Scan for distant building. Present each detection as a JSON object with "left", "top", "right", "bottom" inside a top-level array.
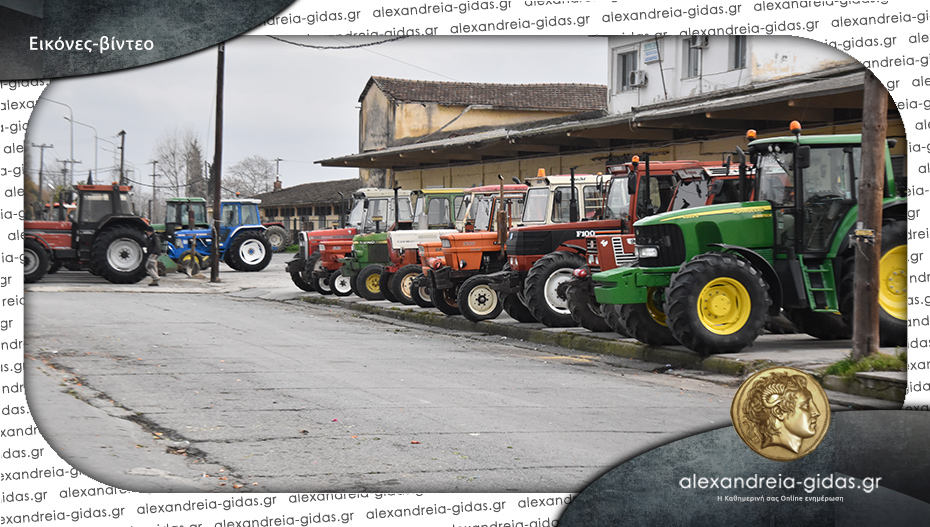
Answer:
[
  {"left": 251, "top": 177, "right": 362, "bottom": 232},
  {"left": 320, "top": 37, "right": 903, "bottom": 193},
  {"left": 353, "top": 76, "right": 608, "bottom": 187}
]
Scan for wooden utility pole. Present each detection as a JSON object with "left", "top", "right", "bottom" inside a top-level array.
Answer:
[
  {"left": 851, "top": 71, "right": 888, "bottom": 360},
  {"left": 210, "top": 43, "right": 225, "bottom": 283},
  {"left": 117, "top": 130, "right": 126, "bottom": 185}
]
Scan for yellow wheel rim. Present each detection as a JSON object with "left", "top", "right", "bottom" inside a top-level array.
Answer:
[
  {"left": 697, "top": 277, "right": 751, "bottom": 335},
  {"left": 645, "top": 287, "right": 668, "bottom": 327},
  {"left": 879, "top": 245, "right": 906, "bottom": 320},
  {"left": 365, "top": 273, "right": 381, "bottom": 293}
]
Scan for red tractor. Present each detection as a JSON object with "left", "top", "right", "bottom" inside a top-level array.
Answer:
[{"left": 24, "top": 183, "right": 152, "bottom": 284}]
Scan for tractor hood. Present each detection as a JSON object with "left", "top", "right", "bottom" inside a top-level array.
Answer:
[{"left": 633, "top": 201, "right": 773, "bottom": 228}]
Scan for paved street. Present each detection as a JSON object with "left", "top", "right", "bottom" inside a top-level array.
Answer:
[{"left": 25, "top": 254, "right": 737, "bottom": 493}]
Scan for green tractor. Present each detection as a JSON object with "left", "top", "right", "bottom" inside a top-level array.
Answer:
[{"left": 592, "top": 123, "right": 906, "bottom": 354}]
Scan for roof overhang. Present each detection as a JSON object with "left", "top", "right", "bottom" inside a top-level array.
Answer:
[{"left": 319, "top": 64, "right": 895, "bottom": 171}]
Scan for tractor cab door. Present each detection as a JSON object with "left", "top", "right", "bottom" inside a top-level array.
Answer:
[
  {"left": 219, "top": 203, "right": 240, "bottom": 243},
  {"left": 798, "top": 146, "right": 859, "bottom": 255}
]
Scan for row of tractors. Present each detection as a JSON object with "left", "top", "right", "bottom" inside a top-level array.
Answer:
[
  {"left": 24, "top": 187, "right": 281, "bottom": 284},
  {"left": 286, "top": 125, "right": 907, "bottom": 355}
]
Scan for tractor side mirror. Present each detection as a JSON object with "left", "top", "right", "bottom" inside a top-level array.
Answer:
[
  {"left": 627, "top": 173, "right": 637, "bottom": 195},
  {"left": 796, "top": 145, "right": 811, "bottom": 169}
]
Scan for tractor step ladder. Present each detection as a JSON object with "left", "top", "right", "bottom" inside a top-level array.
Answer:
[{"left": 798, "top": 255, "right": 838, "bottom": 312}]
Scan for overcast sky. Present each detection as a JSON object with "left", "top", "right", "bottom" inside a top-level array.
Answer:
[{"left": 25, "top": 35, "right": 607, "bottom": 193}]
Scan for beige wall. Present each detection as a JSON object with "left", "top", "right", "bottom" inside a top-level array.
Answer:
[{"left": 392, "top": 120, "right": 907, "bottom": 191}]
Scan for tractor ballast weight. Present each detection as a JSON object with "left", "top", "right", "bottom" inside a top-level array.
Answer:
[{"left": 593, "top": 124, "right": 907, "bottom": 354}]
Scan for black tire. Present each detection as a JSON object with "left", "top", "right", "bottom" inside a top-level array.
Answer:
[
  {"left": 289, "top": 255, "right": 314, "bottom": 292},
  {"left": 329, "top": 269, "right": 354, "bottom": 297},
  {"left": 356, "top": 264, "right": 386, "bottom": 301},
  {"left": 458, "top": 275, "right": 503, "bottom": 322},
  {"left": 524, "top": 251, "right": 586, "bottom": 327},
  {"left": 91, "top": 225, "right": 149, "bottom": 284},
  {"left": 228, "top": 231, "right": 272, "bottom": 272},
  {"left": 564, "top": 278, "right": 611, "bottom": 332},
  {"left": 48, "top": 262, "right": 61, "bottom": 275},
  {"left": 783, "top": 308, "right": 849, "bottom": 340},
  {"left": 616, "top": 296, "right": 679, "bottom": 346},
  {"left": 600, "top": 304, "right": 631, "bottom": 338},
  {"left": 264, "top": 225, "right": 290, "bottom": 253},
  {"left": 380, "top": 271, "right": 398, "bottom": 303},
  {"left": 430, "top": 284, "right": 460, "bottom": 316},
  {"left": 665, "top": 252, "right": 771, "bottom": 355},
  {"left": 224, "top": 247, "right": 239, "bottom": 269},
  {"left": 410, "top": 275, "right": 434, "bottom": 308},
  {"left": 24, "top": 239, "right": 50, "bottom": 284},
  {"left": 501, "top": 291, "right": 536, "bottom": 323},
  {"left": 308, "top": 253, "right": 332, "bottom": 295},
  {"left": 392, "top": 264, "right": 423, "bottom": 305},
  {"left": 839, "top": 218, "right": 907, "bottom": 347}
]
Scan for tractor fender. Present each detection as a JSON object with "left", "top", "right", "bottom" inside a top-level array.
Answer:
[
  {"left": 25, "top": 234, "right": 53, "bottom": 252},
  {"left": 558, "top": 243, "right": 586, "bottom": 255},
  {"left": 97, "top": 216, "right": 150, "bottom": 235},
  {"left": 709, "top": 243, "right": 783, "bottom": 316}
]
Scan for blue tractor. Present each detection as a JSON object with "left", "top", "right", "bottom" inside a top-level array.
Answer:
[{"left": 165, "top": 199, "right": 272, "bottom": 272}]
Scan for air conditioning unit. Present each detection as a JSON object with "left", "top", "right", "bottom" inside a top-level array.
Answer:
[
  {"left": 628, "top": 70, "right": 647, "bottom": 87},
  {"left": 689, "top": 35, "right": 709, "bottom": 49}
]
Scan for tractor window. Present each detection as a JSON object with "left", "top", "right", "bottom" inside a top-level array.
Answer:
[
  {"left": 757, "top": 150, "right": 795, "bottom": 207},
  {"left": 671, "top": 179, "right": 709, "bottom": 210},
  {"left": 712, "top": 180, "right": 742, "bottom": 204},
  {"left": 472, "top": 196, "right": 494, "bottom": 231},
  {"left": 78, "top": 192, "right": 113, "bottom": 223},
  {"left": 347, "top": 200, "right": 365, "bottom": 228},
  {"left": 241, "top": 204, "right": 260, "bottom": 226},
  {"left": 603, "top": 178, "right": 631, "bottom": 220},
  {"left": 581, "top": 185, "right": 602, "bottom": 219},
  {"left": 453, "top": 196, "right": 465, "bottom": 219},
  {"left": 221, "top": 204, "right": 239, "bottom": 227},
  {"left": 804, "top": 146, "right": 860, "bottom": 201},
  {"left": 427, "top": 198, "right": 452, "bottom": 227},
  {"left": 457, "top": 195, "right": 474, "bottom": 223},
  {"left": 522, "top": 187, "right": 550, "bottom": 223},
  {"left": 551, "top": 187, "right": 573, "bottom": 222}
]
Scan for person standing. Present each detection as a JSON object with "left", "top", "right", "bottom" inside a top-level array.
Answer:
[{"left": 145, "top": 226, "right": 162, "bottom": 286}]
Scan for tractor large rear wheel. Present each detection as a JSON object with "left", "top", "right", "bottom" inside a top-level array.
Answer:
[
  {"left": 92, "top": 225, "right": 149, "bottom": 284},
  {"left": 783, "top": 308, "right": 850, "bottom": 340},
  {"left": 230, "top": 231, "right": 272, "bottom": 272},
  {"left": 357, "top": 264, "right": 385, "bottom": 301},
  {"left": 379, "top": 271, "right": 398, "bottom": 303},
  {"left": 264, "top": 225, "right": 290, "bottom": 253},
  {"left": 524, "top": 251, "right": 586, "bottom": 327},
  {"left": 24, "top": 239, "right": 50, "bottom": 284},
  {"left": 839, "top": 218, "right": 907, "bottom": 347},
  {"left": 665, "top": 252, "right": 770, "bottom": 355}
]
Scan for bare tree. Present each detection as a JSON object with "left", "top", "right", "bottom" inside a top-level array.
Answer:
[
  {"left": 153, "top": 127, "right": 203, "bottom": 198},
  {"left": 224, "top": 155, "right": 276, "bottom": 198}
]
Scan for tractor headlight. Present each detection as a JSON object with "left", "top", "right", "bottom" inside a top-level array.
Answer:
[{"left": 635, "top": 246, "right": 659, "bottom": 259}]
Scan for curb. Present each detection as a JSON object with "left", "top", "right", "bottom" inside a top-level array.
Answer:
[{"left": 295, "top": 295, "right": 903, "bottom": 404}]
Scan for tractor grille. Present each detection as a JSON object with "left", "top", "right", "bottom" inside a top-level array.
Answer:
[
  {"left": 635, "top": 224, "right": 685, "bottom": 267},
  {"left": 368, "top": 243, "right": 390, "bottom": 263},
  {"left": 611, "top": 237, "right": 637, "bottom": 267},
  {"left": 507, "top": 230, "right": 550, "bottom": 256}
]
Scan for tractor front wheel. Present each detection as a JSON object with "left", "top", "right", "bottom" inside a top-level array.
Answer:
[
  {"left": 357, "top": 264, "right": 385, "bottom": 301},
  {"left": 308, "top": 253, "right": 332, "bottom": 295},
  {"left": 329, "top": 269, "right": 353, "bottom": 297},
  {"left": 380, "top": 271, "right": 398, "bottom": 303},
  {"left": 410, "top": 275, "right": 434, "bottom": 308},
  {"left": 24, "top": 239, "right": 50, "bottom": 284},
  {"left": 458, "top": 275, "right": 503, "bottom": 322},
  {"left": 524, "top": 251, "right": 586, "bottom": 327},
  {"left": 289, "top": 254, "right": 315, "bottom": 292},
  {"left": 92, "top": 225, "right": 149, "bottom": 284},
  {"left": 392, "top": 264, "right": 423, "bottom": 305},
  {"left": 564, "top": 278, "right": 611, "bottom": 332},
  {"left": 431, "top": 285, "right": 460, "bottom": 316},
  {"left": 666, "top": 252, "right": 770, "bottom": 355}
]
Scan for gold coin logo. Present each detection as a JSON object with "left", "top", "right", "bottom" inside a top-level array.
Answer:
[{"left": 730, "top": 367, "right": 830, "bottom": 462}]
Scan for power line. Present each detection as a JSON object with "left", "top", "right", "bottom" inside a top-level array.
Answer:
[{"left": 265, "top": 35, "right": 408, "bottom": 49}]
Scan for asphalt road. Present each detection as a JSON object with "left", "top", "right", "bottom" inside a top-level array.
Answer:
[{"left": 25, "top": 254, "right": 737, "bottom": 493}]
